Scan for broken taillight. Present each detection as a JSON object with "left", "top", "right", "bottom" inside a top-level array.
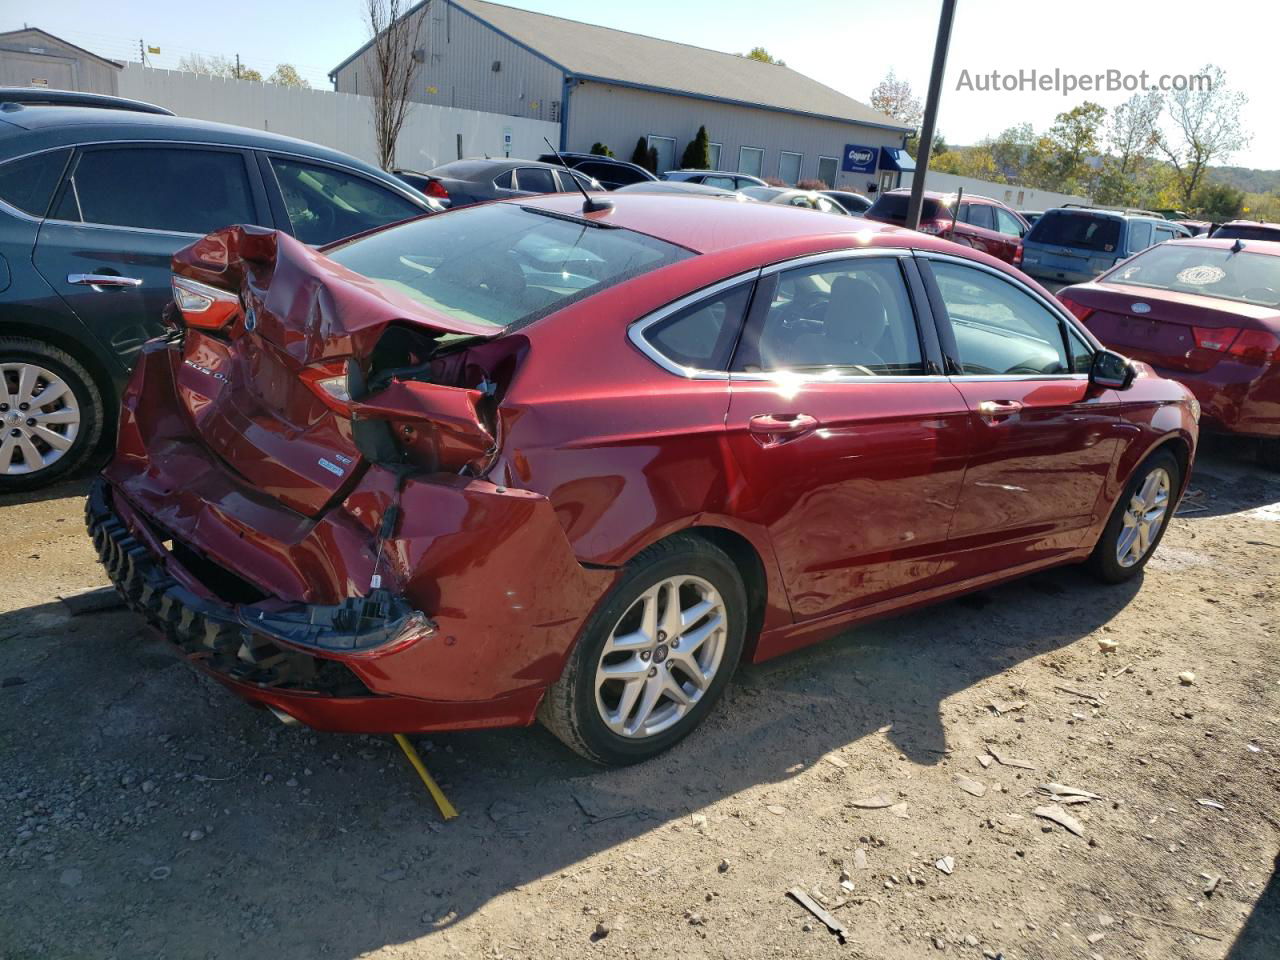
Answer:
[
  {"left": 299, "top": 361, "right": 354, "bottom": 415},
  {"left": 171, "top": 275, "right": 240, "bottom": 330}
]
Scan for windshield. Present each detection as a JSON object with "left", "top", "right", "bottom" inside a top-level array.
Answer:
[
  {"left": 1028, "top": 211, "right": 1121, "bottom": 252},
  {"left": 327, "top": 203, "right": 692, "bottom": 330},
  {"left": 1101, "top": 243, "right": 1280, "bottom": 307}
]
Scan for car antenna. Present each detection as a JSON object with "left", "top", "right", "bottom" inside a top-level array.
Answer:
[{"left": 543, "top": 136, "right": 613, "bottom": 213}]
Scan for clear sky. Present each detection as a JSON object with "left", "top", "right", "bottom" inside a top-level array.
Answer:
[{"left": 5, "top": 0, "right": 1275, "bottom": 169}]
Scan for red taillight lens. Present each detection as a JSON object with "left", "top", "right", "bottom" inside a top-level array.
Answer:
[
  {"left": 424, "top": 179, "right": 449, "bottom": 200},
  {"left": 1227, "top": 329, "right": 1280, "bottom": 365},
  {"left": 299, "top": 361, "right": 354, "bottom": 415},
  {"left": 171, "top": 275, "right": 240, "bottom": 330},
  {"left": 1012, "top": 243, "right": 1024, "bottom": 267},
  {"left": 1193, "top": 325, "right": 1242, "bottom": 352},
  {"left": 1058, "top": 296, "right": 1094, "bottom": 324},
  {"left": 917, "top": 219, "right": 949, "bottom": 236}
]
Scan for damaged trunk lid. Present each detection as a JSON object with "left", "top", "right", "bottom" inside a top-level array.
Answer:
[{"left": 168, "top": 226, "right": 501, "bottom": 517}]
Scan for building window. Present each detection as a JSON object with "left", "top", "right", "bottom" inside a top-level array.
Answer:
[
  {"left": 816, "top": 156, "right": 838, "bottom": 188},
  {"left": 778, "top": 151, "right": 802, "bottom": 186},
  {"left": 648, "top": 136, "right": 676, "bottom": 174},
  {"left": 708, "top": 142, "right": 722, "bottom": 170},
  {"left": 738, "top": 146, "right": 764, "bottom": 178}
]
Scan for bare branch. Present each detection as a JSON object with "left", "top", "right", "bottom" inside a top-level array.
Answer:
[{"left": 364, "top": 0, "right": 430, "bottom": 170}]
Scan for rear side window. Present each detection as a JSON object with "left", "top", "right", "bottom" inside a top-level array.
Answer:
[
  {"left": 53, "top": 147, "right": 256, "bottom": 234},
  {"left": 493, "top": 170, "right": 514, "bottom": 189},
  {"left": 270, "top": 157, "right": 424, "bottom": 245},
  {"left": 1028, "top": 211, "right": 1121, "bottom": 252},
  {"left": 929, "top": 261, "right": 1069, "bottom": 376},
  {"left": 641, "top": 284, "right": 753, "bottom": 371},
  {"left": 994, "top": 207, "right": 1025, "bottom": 237},
  {"left": 962, "top": 203, "right": 996, "bottom": 230},
  {"left": 734, "top": 257, "right": 925, "bottom": 375},
  {"left": 515, "top": 167, "right": 557, "bottom": 194},
  {"left": 1127, "top": 221, "right": 1153, "bottom": 251},
  {"left": 0, "top": 148, "right": 71, "bottom": 217}
]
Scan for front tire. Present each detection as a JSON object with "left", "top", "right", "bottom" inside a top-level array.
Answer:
[
  {"left": 1088, "top": 448, "right": 1181, "bottom": 583},
  {"left": 0, "top": 338, "right": 104, "bottom": 493},
  {"left": 539, "top": 534, "right": 747, "bottom": 765}
]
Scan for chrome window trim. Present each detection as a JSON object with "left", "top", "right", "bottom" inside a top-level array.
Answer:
[
  {"left": 760, "top": 246, "right": 911, "bottom": 276},
  {"left": 914, "top": 248, "right": 1105, "bottom": 365},
  {"left": 627, "top": 270, "right": 761, "bottom": 381}
]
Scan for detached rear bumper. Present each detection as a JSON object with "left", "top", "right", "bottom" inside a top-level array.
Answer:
[{"left": 87, "top": 477, "right": 550, "bottom": 732}]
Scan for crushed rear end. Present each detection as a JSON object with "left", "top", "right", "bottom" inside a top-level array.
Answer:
[{"left": 89, "top": 225, "right": 613, "bottom": 732}]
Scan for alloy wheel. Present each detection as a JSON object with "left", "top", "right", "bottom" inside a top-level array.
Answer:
[
  {"left": 1116, "top": 466, "right": 1171, "bottom": 568},
  {"left": 0, "top": 362, "right": 81, "bottom": 476},
  {"left": 594, "top": 574, "right": 728, "bottom": 739}
]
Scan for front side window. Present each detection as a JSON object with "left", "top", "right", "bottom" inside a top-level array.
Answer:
[
  {"left": 55, "top": 147, "right": 256, "bottom": 234},
  {"left": 1102, "top": 244, "right": 1280, "bottom": 308},
  {"left": 739, "top": 147, "right": 764, "bottom": 178},
  {"left": 929, "top": 260, "right": 1070, "bottom": 376},
  {"left": 641, "top": 284, "right": 753, "bottom": 371},
  {"left": 326, "top": 203, "right": 692, "bottom": 332},
  {"left": 0, "top": 148, "right": 72, "bottom": 217},
  {"left": 733, "top": 257, "right": 925, "bottom": 376},
  {"left": 270, "top": 157, "right": 424, "bottom": 245}
]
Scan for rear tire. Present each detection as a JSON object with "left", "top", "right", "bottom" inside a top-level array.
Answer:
[
  {"left": 0, "top": 338, "right": 104, "bottom": 493},
  {"left": 1088, "top": 449, "right": 1181, "bottom": 584},
  {"left": 539, "top": 534, "right": 747, "bottom": 765}
]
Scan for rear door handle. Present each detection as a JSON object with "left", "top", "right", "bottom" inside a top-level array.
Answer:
[
  {"left": 977, "top": 399, "right": 1023, "bottom": 420},
  {"left": 748, "top": 413, "right": 819, "bottom": 446},
  {"left": 68, "top": 273, "right": 143, "bottom": 290}
]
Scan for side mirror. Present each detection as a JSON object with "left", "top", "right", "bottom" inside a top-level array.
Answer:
[{"left": 1090, "top": 349, "right": 1135, "bottom": 390}]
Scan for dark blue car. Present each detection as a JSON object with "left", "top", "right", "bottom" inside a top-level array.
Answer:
[{"left": 0, "top": 89, "right": 442, "bottom": 491}]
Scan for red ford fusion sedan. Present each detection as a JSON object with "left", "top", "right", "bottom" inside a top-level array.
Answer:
[
  {"left": 1058, "top": 238, "right": 1280, "bottom": 468},
  {"left": 88, "top": 193, "right": 1198, "bottom": 765}
]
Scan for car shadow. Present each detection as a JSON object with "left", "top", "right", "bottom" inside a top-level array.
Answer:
[
  {"left": 1, "top": 560, "right": 1143, "bottom": 958},
  {"left": 1180, "top": 440, "right": 1280, "bottom": 520},
  {"left": 1224, "top": 854, "right": 1280, "bottom": 959},
  {"left": 0, "top": 474, "right": 92, "bottom": 509}
]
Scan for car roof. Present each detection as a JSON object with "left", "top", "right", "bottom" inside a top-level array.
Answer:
[
  {"left": 541, "top": 152, "right": 653, "bottom": 173},
  {"left": 427, "top": 157, "right": 567, "bottom": 177},
  {"left": 0, "top": 105, "right": 400, "bottom": 184},
  {"left": 520, "top": 192, "right": 913, "bottom": 255},
  {"left": 1163, "top": 236, "right": 1280, "bottom": 256},
  {"left": 1039, "top": 206, "right": 1172, "bottom": 222},
  {"left": 1218, "top": 219, "right": 1279, "bottom": 229}
]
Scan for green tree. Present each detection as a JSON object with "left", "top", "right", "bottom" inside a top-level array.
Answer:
[
  {"left": 1158, "top": 64, "right": 1251, "bottom": 204},
  {"left": 630, "top": 137, "right": 650, "bottom": 169},
  {"left": 1039, "top": 101, "right": 1107, "bottom": 193},
  {"left": 680, "top": 125, "right": 711, "bottom": 169},
  {"left": 870, "top": 69, "right": 922, "bottom": 128},
  {"left": 647, "top": 145, "right": 659, "bottom": 174},
  {"left": 589, "top": 142, "right": 614, "bottom": 157},
  {"left": 267, "top": 63, "right": 309, "bottom": 88},
  {"left": 1190, "top": 181, "right": 1244, "bottom": 220},
  {"left": 931, "top": 145, "right": 1003, "bottom": 182},
  {"left": 742, "top": 46, "right": 785, "bottom": 66}
]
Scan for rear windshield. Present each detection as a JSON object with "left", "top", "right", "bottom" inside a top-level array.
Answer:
[
  {"left": 866, "top": 193, "right": 943, "bottom": 222},
  {"left": 1101, "top": 243, "right": 1280, "bottom": 307},
  {"left": 327, "top": 203, "right": 692, "bottom": 331},
  {"left": 1212, "top": 224, "right": 1280, "bottom": 242},
  {"left": 1028, "top": 211, "right": 1121, "bottom": 252}
]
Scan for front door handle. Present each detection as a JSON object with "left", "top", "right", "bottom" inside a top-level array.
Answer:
[
  {"left": 977, "top": 399, "right": 1023, "bottom": 421},
  {"left": 68, "top": 273, "right": 143, "bottom": 290},
  {"left": 748, "top": 413, "right": 819, "bottom": 446}
]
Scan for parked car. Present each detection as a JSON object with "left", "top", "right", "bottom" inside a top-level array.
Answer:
[
  {"left": 740, "top": 186, "right": 849, "bottom": 214},
  {"left": 405, "top": 158, "right": 601, "bottom": 208},
  {"left": 1211, "top": 220, "right": 1280, "bottom": 242},
  {"left": 661, "top": 169, "right": 767, "bottom": 190},
  {"left": 1176, "top": 219, "right": 1216, "bottom": 237},
  {"left": 0, "top": 91, "right": 442, "bottom": 491},
  {"left": 615, "top": 181, "right": 750, "bottom": 200},
  {"left": 864, "top": 189, "right": 1029, "bottom": 265},
  {"left": 88, "top": 193, "right": 1197, "bottom": 765},
  {"left": 1021, "top": 211, "right": 1044, "bottom": 226},
  {"left": 1019, "top": 207, "right": 1191, "bottom": 287},
  {"left": 1058, "top": 237, "right": 1280, "bottom": 467},
  {"left": 537, "top": 151, "right": 658, "bottom": 190},
  {"left": 821, "top": 189, "right": 872, "bottom": 215}
]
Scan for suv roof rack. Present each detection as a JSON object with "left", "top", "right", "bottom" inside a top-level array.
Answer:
[
  {"left": 0, "top": 88, "right": 173, "bottom": 116},
  {"left": 1059, "top": 202, "right": 1164, "bottom": 218}
]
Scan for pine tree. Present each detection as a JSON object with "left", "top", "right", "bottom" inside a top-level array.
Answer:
[
  {"left": 680, "top": 126, "right": 711, "bottom": 169},
  {"left": 630, "top": 137, "right": 650, "bottom": 168}
]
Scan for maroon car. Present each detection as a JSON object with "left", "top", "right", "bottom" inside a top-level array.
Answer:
[
  {"left": 88, "top": 194, "right": 1197, "bottom": 765},
  {"left": 864, "top": 189, "right": 1030, "bottom": 265},
  {"left": 1058, "top": 238, "right": 1280, "bottom": 467}
]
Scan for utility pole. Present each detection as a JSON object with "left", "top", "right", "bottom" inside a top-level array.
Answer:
[
  {"left": 235, "top": 54, "right": 241, "bottom": 80},
  {"left": 138, "top": 38, "right": 145, "bottom": 66},
  {"left": 905, "top": 0, "right": 957, "bottom": 231}
]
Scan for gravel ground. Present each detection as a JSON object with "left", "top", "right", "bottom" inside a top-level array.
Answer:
[{"left": 1, "top": 443, "right": 1278, "bottom": 960}]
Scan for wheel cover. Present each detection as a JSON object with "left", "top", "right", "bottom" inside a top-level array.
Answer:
[
  {"left": 593, "top": 574, "right": 728, "bottom": 739},
  {"left": 0, "top": 362, "right": 80, "bottom": 476},
  {"left": 1116, "top": 466, "right": 1171, "bottom": 568}
]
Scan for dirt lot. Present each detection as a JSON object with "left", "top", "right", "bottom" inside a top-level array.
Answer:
[{"left": 2, "top": 443, "right": 1278, "bottom": 960}]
